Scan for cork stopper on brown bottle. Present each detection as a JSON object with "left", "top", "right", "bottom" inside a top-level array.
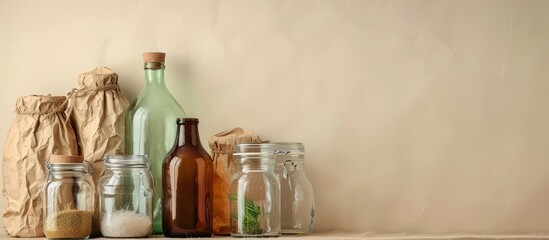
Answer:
[
  {"left": 50, "top": 155, "right": 84, "bottom": 164},
  {"left": 143, "top": 52, "right": 166, "bottom": 63}
]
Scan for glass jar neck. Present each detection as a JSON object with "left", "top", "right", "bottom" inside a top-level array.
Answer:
[
  {"left": 175, "top": 122, "right": 202, "bottom": 147},
  {"left": 239, "top": 163, "right": 275, "bottom": 172},
  {"left": 236, "top": 156, "right": 276, "bottom": 172},
  {"left": 144, "top": 62, "right": 166, "bottom": 86},
  {"left": 106, "top": 166, "right": 149, "bottom": 171},
  {"left": 49, "top": 170, "right": 88, "bottom": 178}
]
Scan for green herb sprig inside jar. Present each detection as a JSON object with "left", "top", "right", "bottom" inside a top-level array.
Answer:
[{"left": 230, "top": 144, "right": 281, "bottom": 237}]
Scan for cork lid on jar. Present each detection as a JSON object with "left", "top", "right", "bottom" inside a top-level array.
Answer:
[
  {"left": 49, "top": 155, "right": 84, "bottom": 164},
  {"left": 143, "top": 52, "right": 166, "bottom": 63}
]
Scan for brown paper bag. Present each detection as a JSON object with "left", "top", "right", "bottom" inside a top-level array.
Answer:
[
  {"left": 67, "top": 66, "right": 129, "bottom": 235},
  {"left": 209, "top": 128, "right": 262, "bottom": 235},
  {"left": 2, "top": 95, "right": 78, "bottom": 237}
]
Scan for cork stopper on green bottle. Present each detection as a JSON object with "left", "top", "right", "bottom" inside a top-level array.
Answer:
[{"left": 143, "top": 52, "right": 166, "bottom": 63}]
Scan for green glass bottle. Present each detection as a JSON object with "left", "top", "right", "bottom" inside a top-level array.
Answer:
[{"left": 125, "top": 52, "right": 186, "bottom": 234}]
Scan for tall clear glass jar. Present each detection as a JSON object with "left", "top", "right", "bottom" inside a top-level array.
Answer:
[
  {"left": 99, "top": 155, "right": 154, "bottom": 238},
  {"left": 43, "top": 155, "right": 94, "bottom": 239},
  {"left": 274, "top": 143, "right": 315, "bottom": 235},
  {"left": 230, "top": 144, "right": 281, "bottom": 237},
  {"left": 125, "top": 52, "right": 187, "bottom": 233}
]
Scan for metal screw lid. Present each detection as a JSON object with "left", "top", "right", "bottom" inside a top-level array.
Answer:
[{"left": 104, "top": 155, "right": 151, "bottom": 170}]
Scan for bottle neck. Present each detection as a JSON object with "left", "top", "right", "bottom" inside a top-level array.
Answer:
[
  {"left": 144, "top": 62, "right": 167, "bottom": 87},
  {"left": 175, "top": 122, "right": 202, "bottom": 147}
]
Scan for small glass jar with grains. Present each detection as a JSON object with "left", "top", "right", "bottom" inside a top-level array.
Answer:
[
  {"left": 99, "top": 155, "right": 154, "bottom": 238},
  {"left": 43, "top": 155, "right": 94, "bottom": 239}
]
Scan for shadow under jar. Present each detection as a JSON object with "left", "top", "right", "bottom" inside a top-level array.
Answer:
[
  {"left": 162, "top": 118, "right": 213, "bottom": 237},
  {"left": 230, "top": 144, "right": 281, "bottom": 238},
  {"left": 99, "top": 155, "right": 154, "bottom": 238},
  {"left": 43, "top": 155, "right": 94, "bottom": 240}
]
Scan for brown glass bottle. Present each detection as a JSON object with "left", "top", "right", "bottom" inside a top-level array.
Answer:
[{"left": 162, "top": 118, "right": 213, "bottom": 237}]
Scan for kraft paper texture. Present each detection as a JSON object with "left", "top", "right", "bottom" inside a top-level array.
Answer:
[
  {"left": 2, "top": 95, "right": 78, "bottom": 237},
  {"left": 67, "top": 66, "right": 129, "bottom": 235},
  {"left": 209, "top": 128, "right": 262, "bottom": 235}
]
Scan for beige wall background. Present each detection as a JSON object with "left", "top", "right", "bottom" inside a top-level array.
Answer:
[{"left": 1, "top": 0, "right": 549, "bottom": 235}]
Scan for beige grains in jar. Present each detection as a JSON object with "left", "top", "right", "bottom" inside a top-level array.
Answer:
[{"left": 44, "top": 209, "right": 93, "bottom": 239}]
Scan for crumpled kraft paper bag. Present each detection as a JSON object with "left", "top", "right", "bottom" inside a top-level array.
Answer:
[
  {"left": 2, "top": 95, "right": 78, "bottom": 237},
  {"left": 209, "top": 128, "right": 262, "bottom": 235},
  {"left": 67, "top": 66, "right": 129, "bottom": 235}
]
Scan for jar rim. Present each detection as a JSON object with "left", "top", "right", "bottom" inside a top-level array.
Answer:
[
  {"left": 48, "top": 163, "right": 88, "bottom": 173},
  {"left": 234, "top": 143, "right": 275, "bottom": 156},
  {"left": 104, "top": 155, "right": 150, "bottom": 168}
]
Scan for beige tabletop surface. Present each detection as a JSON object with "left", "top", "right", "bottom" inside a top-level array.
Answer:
[{"left": 2, "top": 232, "right": 549, "bottom": 240}]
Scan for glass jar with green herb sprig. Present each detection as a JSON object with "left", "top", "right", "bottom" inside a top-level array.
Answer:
[{"left": 230, "top": 144, "right": 281, "bottom": 237}]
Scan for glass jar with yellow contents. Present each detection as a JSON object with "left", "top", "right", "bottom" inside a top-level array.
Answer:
[{"left": 43, "top": 155, "right": 94, "bottom": 239}]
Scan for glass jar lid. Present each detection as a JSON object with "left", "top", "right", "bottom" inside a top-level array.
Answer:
[
  {"left": 104, "top": 155, "right": 151, "bottom": 169},
  {"left": 234, "top": 144, "right": 276, "bottom": 156},
  {"left": 47, "top": 155, "right": 91, "bottom": 173},
  {"left": 234, "top": 144, "right": 276, "bottom": 167}
]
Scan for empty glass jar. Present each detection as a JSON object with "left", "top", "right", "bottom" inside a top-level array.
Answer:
[
  {"left": 274, "top": 143, "right": 315, "bottom": 235},
  {"left": 99, "top": 155, "right": 154, "bottom": 238},
  {"left": 230, "top": 144, "right": 281, "bottom": 237},
  {"left": 43, "top": 155, "right": 94, "bottom": 239}
]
